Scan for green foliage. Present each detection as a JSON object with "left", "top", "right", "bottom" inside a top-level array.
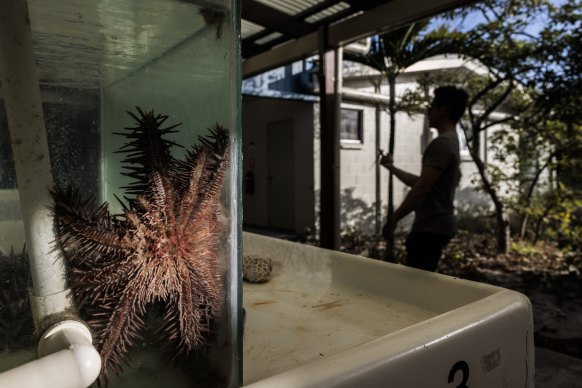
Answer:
[
  {"left": 339, "top": 226, "right": 407, "bottom": 262},
  {"left": 509, "top": 241, "right": 541, "bottom": 256},
  {"left": 456, "top": 206, "right": 497, "bottom": 235},
  {"left": 527, "top": 185, "right": 582, "bottom": 248},
  {"left": 340, "top": 226, "right": 375, "bottom": 255},
  {"left": 347, "top": 22, "right": 465, "bottom": 78},
  {"left": 343, "top": 0, "right": 581, "bottom": 251},
  {"left": 406, "top": 0, "right": 580, "bottom": 252},
  {"left": 535, "top": 0, "right": 581, "bottom": 123}
]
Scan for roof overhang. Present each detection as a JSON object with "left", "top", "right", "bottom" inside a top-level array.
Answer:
[{"left": 242, "top": 0, "right": 476, "bottom": 78}]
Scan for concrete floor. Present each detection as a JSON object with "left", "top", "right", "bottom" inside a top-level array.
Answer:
[{"left": 536, "top": 347, "right": 582, "bottom": 388}]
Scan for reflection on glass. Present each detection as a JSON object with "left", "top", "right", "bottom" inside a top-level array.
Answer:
[{"left": 0, "top": 1, "right": 240, "bottom": 387}]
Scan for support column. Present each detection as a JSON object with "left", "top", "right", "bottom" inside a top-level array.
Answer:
[
  {"left": 318, "top": 27, "right": 341, "bottom": 250},
  {"left": 374, "top": 82, "right": 382, "bottom": 236}
]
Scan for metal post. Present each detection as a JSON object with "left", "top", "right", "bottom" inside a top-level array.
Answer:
[
  {"left": 318, "top": 27, "right": 341, "bottom": 250},
  {"left": 374, "top": 81, "right": 382, "bottom": 236}
]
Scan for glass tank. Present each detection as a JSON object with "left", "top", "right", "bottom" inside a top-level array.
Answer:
[{"left": 0, "top": 0, "right": 241, "bottom": 387}]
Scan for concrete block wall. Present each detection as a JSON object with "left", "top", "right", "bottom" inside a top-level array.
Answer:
[
  {"left": 339, "top": 103, "right": 382, "bottom": 234},
  {"left": 243, "top": 90, "right": 514, "bottom": 237},
  {"left": 314, "top": 99, "right": 426, "bottom": 234}
]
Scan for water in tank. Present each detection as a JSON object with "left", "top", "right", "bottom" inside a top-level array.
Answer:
[{"left": 0, "top": 0, "right": 241, "bottom": 386}]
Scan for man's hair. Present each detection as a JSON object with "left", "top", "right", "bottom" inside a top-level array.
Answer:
[{"left": 433, "top": 86, "right": 469, "bottom": 123}]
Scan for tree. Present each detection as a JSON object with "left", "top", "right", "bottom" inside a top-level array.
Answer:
[
  {"left": 346, "top": 22, "right": 463, "bottom": 259},
  {"left": 511, "top": 0, "right": 582, "bottom": 246},
  {"left": 410, "top": 0, "right": 555, "bottom": 253},
  {"left": 347, "top": 0, "right": 579, "bottom": 254}
]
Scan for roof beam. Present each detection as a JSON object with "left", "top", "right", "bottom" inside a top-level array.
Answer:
[
  {"left": 241, "top": 0, "right": 395, "bottom": 59},
  {"left": 242, "top": 0, "right": 312, "bottom": 38},
  {"left": 243, "top": 0, "right": 475, "bottom": 78},
  {"left": 342, "top": 0, "right": 394, "bottom": 11},
  {"left": 294, "top": 0, "right": 339, "bottom": 19},
  {"left": 243, "top": 35, "right": 294, "bottom": 59}
]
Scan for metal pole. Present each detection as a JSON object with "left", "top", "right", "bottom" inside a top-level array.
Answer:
[
  {"left": 318, "top": 26, "right": 341, "bottom": 250},
  {"left": 374, "top": 82, "right": 382, "bottom": 236}
]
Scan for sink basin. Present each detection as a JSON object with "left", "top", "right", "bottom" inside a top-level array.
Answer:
[{"left": 242, "top": 232, "right": 534, "bottom": 388}]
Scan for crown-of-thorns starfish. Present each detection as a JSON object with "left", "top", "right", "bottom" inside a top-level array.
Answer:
[{"left": 52, "top": 107, "right": 230, "bottom": 385}]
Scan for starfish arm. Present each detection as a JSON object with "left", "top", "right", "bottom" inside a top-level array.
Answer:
[
  {"left": 91, "top": 279, "right": 147, "bottom": 383},
  {"left": 51, "top": 186, "right": 130, "bottom": 255},
  {"left": 157, "top": 235, "right": 223, "bottom": 358},
  {"left": 117, "top": 107, "right": 181, "bottom": 195},
  {"left": 65, "top": 253, "right": 139, "bottom": 306},
  {"left": 147, "top": 172, "right": 179, "bottom": 234},
  {"left": 196, "top": 127, "right": 230, "bottom": 210},
  {"left": 158, "top": 273, "right": 207, "bottom": 359},
  {"left": 175, "top": 150, "right": 208, "bottom": 232},
  {"left": 183, "top": 219, "right": 223, "bottom": 312},
  {"left": 184, "top": 258, "right": 222, "bottom": 322},
  {"left": 182, "top": 129, "right": 230, "bottom": 232}
]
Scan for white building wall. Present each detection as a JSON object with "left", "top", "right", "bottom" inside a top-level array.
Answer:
[
  {"left": 314, "top": 100, "right": 512, "bottom": 236},
  {"left": 339, "top": 103, "right": 383, "bottom": 234},
  {"left": 313, "top": 99, "right": 426, "bottom": 234},
  {"left": 244, "top": 57, "right": 517, "bottom": 237},
  {"left": 390, "top": 111, "right": 426, "bottom": 230}
]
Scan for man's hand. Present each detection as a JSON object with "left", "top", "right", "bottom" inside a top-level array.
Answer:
[
  {"left": 379, "top": 151, "right": 394, "bottom": 170},
  {"left": 382, "top": 218, "right": 397, "bottom": 241}
]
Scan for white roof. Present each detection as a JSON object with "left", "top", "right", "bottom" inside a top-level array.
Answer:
[{"left": 403, "top": 54, "right": 489, "bottom": 76}]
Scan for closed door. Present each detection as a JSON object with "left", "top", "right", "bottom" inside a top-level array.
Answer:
[{"left": 267, "top": 120, "right": 295, "bottom": 230}]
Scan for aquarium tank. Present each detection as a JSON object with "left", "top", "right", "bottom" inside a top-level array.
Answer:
[{"left": 0, "top": 0, "right": 242, "bottom": 387}]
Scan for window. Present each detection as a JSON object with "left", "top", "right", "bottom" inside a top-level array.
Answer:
[
  {"left": 457, "top": 125, "right": 471, "bottom": 157},
  {"left": 340, "top": 108, "right": 363, "bottom": 143},
  {"left": 427, "top": 125, "right": 471, "bottom": 157},
  {"left": 291, "top": 60, "right": 303, "bottom": 75}
]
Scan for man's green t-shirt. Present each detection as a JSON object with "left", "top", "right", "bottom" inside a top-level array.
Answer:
[{"left": 411, "top": 130, "right": 460, "bottom": 237}]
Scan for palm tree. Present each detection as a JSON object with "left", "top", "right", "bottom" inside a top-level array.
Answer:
[{"left": 346, "top": 22, "right": 462, "bottom": 259}]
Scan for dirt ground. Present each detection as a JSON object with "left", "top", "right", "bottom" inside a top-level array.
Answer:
[
  {"left": 438, "top": 235, "right": 582, "bottom": 360},
  {"left": 338, "top": 230, "right": 582, "bottom": 361}
]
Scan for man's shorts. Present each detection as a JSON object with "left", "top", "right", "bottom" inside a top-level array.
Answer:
[{"left": 405, "top": 231, "right": 451, "bottom": 272}]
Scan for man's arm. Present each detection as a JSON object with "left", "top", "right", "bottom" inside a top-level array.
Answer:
[
  {"left": 383, "top": 165, "right": 443, "bottom": 239},
  {"left": 387, "top": 165, "right": 420, "bottom": 187},
  {"left": 380, "top": 153, "right": 419, "bottom": 187},
  {"left": 393, "top": 165, "right": 442, "bottom": 221}
]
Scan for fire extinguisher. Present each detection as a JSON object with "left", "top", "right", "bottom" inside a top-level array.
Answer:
[{"left": 244, "top": 170, "right": 255, "bottom": 195}]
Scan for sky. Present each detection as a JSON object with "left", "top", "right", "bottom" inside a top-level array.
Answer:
[{"left": 428, "top": 0, "right": 571, "bottom": 38}]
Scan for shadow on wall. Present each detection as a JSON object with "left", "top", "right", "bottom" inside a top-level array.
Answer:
[
  {"left": 313, "top": 186, "right": 495, "bottom": 239},
  {"left": 313, "top": 188, "right": 379, "bottom": 238},
  {"left": 340, "top": 187, "right": 378, "bottom": 235},
  {"left": 340, "top": 186, "right": 495, "bottom": 236}
]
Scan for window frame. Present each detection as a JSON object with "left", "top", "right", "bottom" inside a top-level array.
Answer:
[{"left": 340, "top": 106, "right": 364, "bottom": 145}]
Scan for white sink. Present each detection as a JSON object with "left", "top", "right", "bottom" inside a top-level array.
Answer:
[{"left": 242, "top": 232, "right": 534, "bottom": 388}]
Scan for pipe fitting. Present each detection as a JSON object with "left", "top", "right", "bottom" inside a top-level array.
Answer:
[{"left": 0, "top": 320, "right": 101, "bottom": 388}]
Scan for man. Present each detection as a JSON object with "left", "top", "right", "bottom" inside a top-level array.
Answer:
[{"left": 381, "top": 86, "right": 468, "bottom": 272}]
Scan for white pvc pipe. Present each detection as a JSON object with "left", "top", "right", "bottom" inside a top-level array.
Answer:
[
  {"left": 0, "top": 321, "right": 101, "bottom": 388},
  {"left": 344, "top": 37, "right": 371, "bottom": 55},
  {"left": 0, "top": 0, "right": 72, "bottom": 325}
]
